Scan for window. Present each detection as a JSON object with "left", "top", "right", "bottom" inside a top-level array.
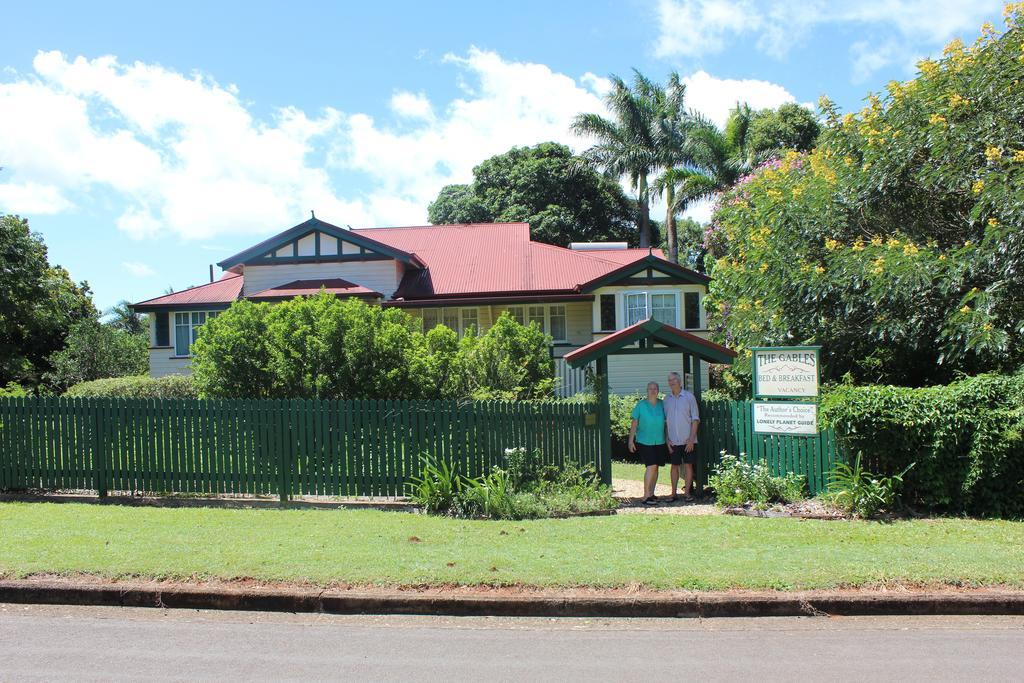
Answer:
[
  {"left": 684, "top": 292, "right": 701, "bottom": 329},
  {"left": 425, "top": 307, "right": 479, "bottom": 337},
  {"left": 548, "top": 305, "right": 567, "bottom": 341},
  {"left": 625, "top": 293, "right": 648, "bottom": 326},
  {"left": 507, "top": 306, "right": 526, "bottom": 326},
  {"left": 443, "top": 308, "right": 459, "bottom": 331},
  {"left": 422, "top": 308, "right": 439, "bottom": 331},
  {"left": 599, "top": 294, "right": 616, "bottom": 331},
  {"left": 461, "top": 308, "right": 478, "bottom": 335},
  {"left": 173, "top": 311, "right": 219, "bottom": 356},
  {"left": 528, "top": 306, "right": 546, "bottom": 332},
  {"left": 651, "top": 293, "right": 677, "bottom": 326}
]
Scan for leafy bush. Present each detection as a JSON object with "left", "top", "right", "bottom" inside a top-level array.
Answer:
[
  {"left": 820, "top": 371, "right": 1024, "bottom": 517},
  {"left": 825, "top": 452, "right": 912, "bottom": 518},
  {"left": 705, "top": 12, "right": 1024, "bottom": 387},
  {"left": 44, "top": 318, "right": 148, "bottom": 392},
  {"left": 0, "top": 382, "right": 29, "bottom": 398},
  {"left": 707, "top": 453, "right": 806, "bottom": 508},
  {"left": 407, "top": 447, "right": 617, "bottom": 520},
  {"left": 63, "top": 374, "right": 198, "bottom": 399},
  {"left": 192, "top": 295, "right": 554, "bottom": 400},
  {"left": 406, "top": 456, "right": 464, "bottom": 515}
]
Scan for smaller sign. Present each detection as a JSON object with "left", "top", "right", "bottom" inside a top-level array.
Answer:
[
  {"left": 753, "top": 346, "right": 820, "bottom": 398},
  {"left": 753, "top": 402, "right": 818, "bottom": 436}
]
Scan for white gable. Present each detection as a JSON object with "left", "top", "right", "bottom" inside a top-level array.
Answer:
[
  {"left": 320, "top": 233, "right": 338, "bottom": 255},
  {"left": 297, "top": 233, "right": 316, "bottom": 256}
]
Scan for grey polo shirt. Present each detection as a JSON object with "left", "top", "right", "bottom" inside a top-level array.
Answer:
[{"left": 664, "top": 389, "right": 700, "bottom": 446}]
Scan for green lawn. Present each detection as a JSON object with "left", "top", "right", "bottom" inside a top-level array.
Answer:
[
  {"left": 2, "top": 502, "right": 1023, "bottom": 590},
  {"left": 612, "top": 460, "right": 646, "bottom": 481}
]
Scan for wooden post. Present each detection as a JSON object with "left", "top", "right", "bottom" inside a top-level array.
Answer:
[
  {"left": 693, "top": 357, "right": 703, "bottom": 401},
  {"left": 596, "top": 356, "right": 612, "bottom": 486}
]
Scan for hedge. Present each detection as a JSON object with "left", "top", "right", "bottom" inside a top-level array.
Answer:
[
  {"left": 63, "top": 374, "right": 198, "bottom": 399},
  {"left": 820, "top": 372, "right": 1024, "bottom": 518}
]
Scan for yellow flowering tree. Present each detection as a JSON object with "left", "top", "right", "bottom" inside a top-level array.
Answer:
[{"left": 705, "top": 5, "right": 1024, "bottom": 388}]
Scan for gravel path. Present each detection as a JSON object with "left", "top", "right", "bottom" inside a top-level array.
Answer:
[{"left": 611, "top": 478, "right": 719, "bottom": 516}]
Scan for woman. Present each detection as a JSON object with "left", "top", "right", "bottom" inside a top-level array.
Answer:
[{"left": 628, "top": 381, "right": 667, "bottom": 506}]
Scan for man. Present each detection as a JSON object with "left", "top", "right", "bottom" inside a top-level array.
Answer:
[
  {"left": 664, "top": 371, "right": 700, "bottom": 502},
  {"left": 627, "top": 381, "right": 666, "bottom": 506}
]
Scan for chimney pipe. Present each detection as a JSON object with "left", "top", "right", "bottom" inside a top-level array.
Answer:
[{"left": 209, "top": 264, "right": 214, "bottom": 283}]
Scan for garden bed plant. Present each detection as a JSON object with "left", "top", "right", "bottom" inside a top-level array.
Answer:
[
  {"left": 707, "top": 451, "right": 912, "bottom": 520},
  {"left": 407, "top": 447, "right": 618, "bottom": 520}
]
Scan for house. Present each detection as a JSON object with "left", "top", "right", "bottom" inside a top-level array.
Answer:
[{"left": 132, "top": 217, "right": 714, "bottom": 395}]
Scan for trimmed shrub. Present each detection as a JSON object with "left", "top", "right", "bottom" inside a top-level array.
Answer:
[
  {"left": 707, "top": 453, "right": 806, "bottom": 508},
  {"left": 820, "top": 372, "right": 1024, "bottom": 518},
  {"left": 191, "top": 295, "right": 555, "bottom": 400},
  {"left": 63, "top": 374, "right": 198, "bottom": 399}
]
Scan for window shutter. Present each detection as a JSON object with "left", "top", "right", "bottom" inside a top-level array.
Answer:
[{"left": 155, "top": 311, "right": 170, "bottom": 347}]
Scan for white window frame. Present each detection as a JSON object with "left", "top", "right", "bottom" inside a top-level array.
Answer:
[
  {"left": 424, "top": 307, "right": 479, "bottom": 337},
  {"left": 173, "top": 310, "right": 220, "bottom": 357},
  {"left": 548, "top": 304, "right": 567, "bottom": 342},
  {"left": 622, "top": 290, "right": 681, "bottom": 328},
  {"left": 650, "top": 292, "right": 679, "bottom": 327},
  {"left": 505, "top": 305, "right": 567, "bottom": 342},
  {"left": 624, "top": 292, "right": 649, "bottom": 327}
]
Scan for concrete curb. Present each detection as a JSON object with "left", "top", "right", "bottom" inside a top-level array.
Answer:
[{"left": 2, "top": 581, "right": 1023, "bottom": 618}]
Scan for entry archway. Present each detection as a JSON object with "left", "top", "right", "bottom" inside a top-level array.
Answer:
[{"left": 564, "top": 318, "right": 737, "bottom": 484}]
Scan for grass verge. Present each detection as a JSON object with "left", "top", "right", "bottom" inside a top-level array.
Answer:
[
  {"left": 2, "top": 502, "right": 1023, "bottom": 590},
  {"left": 612, "top": 460, "right": 647, "bottom": 482}
]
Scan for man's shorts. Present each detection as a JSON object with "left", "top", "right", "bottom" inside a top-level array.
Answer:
[
  {"left": 669, "top": 444, "right": 698, "bottom": 466},
  {"left": 637, "top": 443, "right": 667, "bottom": 467}
]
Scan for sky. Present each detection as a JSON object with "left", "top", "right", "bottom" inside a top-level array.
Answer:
[{"left": 0, "top": 0, "right": 1008, "bottom": 311}]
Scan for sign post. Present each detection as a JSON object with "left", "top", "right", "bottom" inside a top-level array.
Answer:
[{"left": 750, "top": 346, "right": 821, "bottom": 436}]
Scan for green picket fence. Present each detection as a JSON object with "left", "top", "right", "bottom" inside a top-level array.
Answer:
[
  {"left": 0, "top": 397, "right": 603, "bottom": 499},
  {"left": 694, "top": 401, "right": 841, "bottom": 495}
]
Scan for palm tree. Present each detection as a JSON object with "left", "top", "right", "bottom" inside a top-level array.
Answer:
[
  {"left": 572, "top": 71, "right": 663, "bottom": 248},
  {"left": 653, "top": 104, "right": 764, "bottom": 262},
  {"left": 106, "top": 299, "right": 147, "bottom": 335}
]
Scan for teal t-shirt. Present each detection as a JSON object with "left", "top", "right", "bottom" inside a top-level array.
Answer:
[{"left": 631, "top": 399, "right": 666, "bottom": 446}]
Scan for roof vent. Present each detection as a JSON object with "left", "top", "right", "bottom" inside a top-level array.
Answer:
[{"left": 569, "top": 242, "right": 629, "bottom": 251}]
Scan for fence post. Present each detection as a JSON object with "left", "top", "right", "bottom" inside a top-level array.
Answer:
[
  {"left": 92, "top": 399, "right": 107, "bottom": 499},
  {"left": 596, "top": 357, "right": 612, "bottom": 486},
  {"left": 277, "top": 399, "right": 289, "bottom": 504}
]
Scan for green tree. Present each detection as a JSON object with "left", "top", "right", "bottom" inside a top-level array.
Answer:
[
  {"left": 427, "top": 143, "right": 637, "bottom": 246},
  {"left": 573, "top": 72, "right": 665, "bottom": 248},
  {"left": 106, "top": 300, "right": 148, "bottom": 335},
  {"left": 191, "top": 300, "right": 275, "bottom": 398},
  {"left": 0, "top": 215, "right": 96, "bottom": 388},
  {"left": 191, "top": 294, "right": 555, "bottom": 400},
  {"left": 426, "top": 184, "right": 491, "bottom": 225},
  {"left": 705, "top": 11, "right": 1024, "bottom": 387},
  {"left": 458, "top": 313, "right": 555, "bottom": 399},
  {"left": 747, "top": 103, "right": 821, "bottom": 158},
  {"left": 44, "top": 318, "right": 148, "bottom": 391}
]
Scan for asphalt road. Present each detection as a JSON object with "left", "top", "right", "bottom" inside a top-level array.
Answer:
[{"left": 2, "top": 604, "right": 1022, "bottom": 682}]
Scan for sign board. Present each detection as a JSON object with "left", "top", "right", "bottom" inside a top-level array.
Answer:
[
  {"left": 753, "top": 402, "right": 818, "bottom": 436},
  {"left": 752, "top": 346, "right": 820, "bottom": 398}
]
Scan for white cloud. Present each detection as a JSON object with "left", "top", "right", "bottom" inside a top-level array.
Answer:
[
  {"left": 682, "top": 70, "right": 798, "bottom": 127},
  {"left": 0, "top": 47, "right": 804, "bottom": 237},
  {"left": 0, "top": 51, "right": 362, "bottom": 240},
  {"left": 390, "top": 91, "right": 435, "bottom": 121},
  {"left": 121, "top": 261, "right": 156, "bottom": 277},
  {"left": 329, "top": 47, "right": 608, "bottom": 218},
  {"left": 654, "top": 0, "right": 762, "bottom": 59},
  {"left": 0, "top": 181, "right": 73, "bottom": 214},
  {"left": 654, "top": 0, "right": 1003, "bottom": 78}
]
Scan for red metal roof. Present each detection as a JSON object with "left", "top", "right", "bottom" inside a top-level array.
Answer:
[
  {"left": 354, "top": 223, "right": 668, "bottom": 299},
  {"left": 247, "top": 278, "right": 381, "bottom": 300},
  {"left": 132, "top": 271, "right": 243, "bottom": 310},
  {"left": 133, "top": 223, "right": 705, "bottom": 309},
  {"left": 564, "top": 318, "right": 737, "bottom": 367}
]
